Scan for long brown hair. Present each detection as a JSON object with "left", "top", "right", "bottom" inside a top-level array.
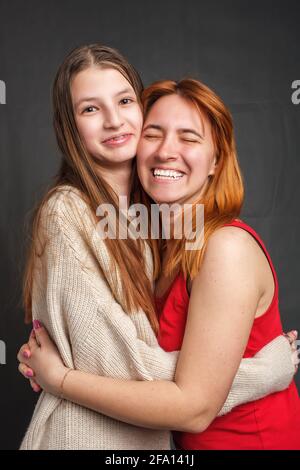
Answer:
[
  {"left": 141, "top": 79, "right": 244, "bottom": 281},
  {"left": 24, "top": 44, "right": 160, "bottom": 333}
]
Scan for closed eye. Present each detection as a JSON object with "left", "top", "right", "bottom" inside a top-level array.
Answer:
[
  {"left": 144, "top": 134, "right": 162, "bottom": 139},
  {"left": 182, "top": 138, "right": 199, "bottom": 143}
]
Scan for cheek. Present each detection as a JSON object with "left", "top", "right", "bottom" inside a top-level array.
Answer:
[
  {"left": 136, "top": 151, "right": 147, "bottom": 177},
  {"left": 136, "top": 140, "right": 153, "bottom": 171},
  {"left": 131, "top": 108, "right": 143, "bottom": 134},
  {"left": 76, "top": 119, "right": 100, "bottom": 147},
  {"left": 188, "top": 147, "right": 215, "bottom": 174},
  {"left": 137, "top": 150, "right": 153, "bottom": 185}
]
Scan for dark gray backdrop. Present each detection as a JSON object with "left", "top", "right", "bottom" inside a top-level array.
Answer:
[{"left": 0, "top": 0, "right": 299, "bottom": 450}]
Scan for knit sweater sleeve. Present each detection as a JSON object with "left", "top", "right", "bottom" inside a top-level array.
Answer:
[
  {"left": 219, "top": 335, "right": 295, "bottom": 415},
  {"left": 32, "top": 187, "right": 178, "bottom": 382},
  {"left": 32, "top": 186, "right": 294, "bottom": 414}
]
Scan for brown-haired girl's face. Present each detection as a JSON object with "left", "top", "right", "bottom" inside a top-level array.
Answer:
[
  {"left": 71, "top": 66, "right": 143, "bottom": 167},
  {"left": 137, "top": 94, "right": 217, "bottom": 205}
]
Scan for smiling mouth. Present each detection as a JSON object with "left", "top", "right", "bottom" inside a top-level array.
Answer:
[
  {"left": 102, "top": 133, "right": 133, "bottom": 144},
  {"left": 152, "top": 168, "right": 185, "bottom": 180}
]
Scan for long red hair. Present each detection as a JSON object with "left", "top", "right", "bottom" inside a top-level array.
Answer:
[{"left": 141, "top": 79, "right": 244, "bottom": 280}]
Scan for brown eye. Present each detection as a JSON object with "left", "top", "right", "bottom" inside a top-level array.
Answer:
[
  {"left": 120, "top": 98, "right": 133, "bottom": 105},
  {"left": 83, "top": 106, "right": 97, "bottom": 113}
]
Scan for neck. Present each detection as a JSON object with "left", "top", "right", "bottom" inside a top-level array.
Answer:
[{"left": 96, "top": 160, "right": 133, "bottom": 202}]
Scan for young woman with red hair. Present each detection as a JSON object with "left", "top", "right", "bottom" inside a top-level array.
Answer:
[{"left": 18, "top": 65, "right": 299, "bottom": 449}]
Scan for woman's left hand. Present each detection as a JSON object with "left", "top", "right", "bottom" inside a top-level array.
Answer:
[{"left": 17, "top": 322, "right": 69, "bottom": 396}]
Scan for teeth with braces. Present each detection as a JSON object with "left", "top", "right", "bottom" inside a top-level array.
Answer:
[
  {"left": 110, "top": 135, "right": 127, "bottom": 141},
  {"left": 153, "top": 169, "right": 184, "bottom": 179}
]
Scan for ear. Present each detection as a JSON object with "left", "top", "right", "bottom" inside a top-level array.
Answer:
[{"left": 208, "top": 155, "right": 218, "bottom": 177}]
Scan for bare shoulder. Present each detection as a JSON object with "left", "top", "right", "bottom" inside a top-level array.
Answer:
[
  {"left": 205, "top": 225, "right": 260, "bottom": 262},
  {"left": 198, "top": 226, "right": 265, "bottom": 285},
  {"left": 191, "top": 225, "right": 263, "bottom": 307}
]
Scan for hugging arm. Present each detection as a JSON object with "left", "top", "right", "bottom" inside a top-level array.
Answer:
[
  {"left": 19, "top": 223, "right": 297, "bottom": 431},
  {"left": 26, "top": 188, "right": 179, "bottom": 385}
]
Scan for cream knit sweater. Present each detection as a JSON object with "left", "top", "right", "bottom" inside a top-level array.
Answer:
[{"left": 20, "top": 186, "right": 295, "bottom": 450}]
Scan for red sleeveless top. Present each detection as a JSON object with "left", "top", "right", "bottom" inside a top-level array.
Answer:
[{"left": 155, "top": 220, "right": 300, "bottom": 450}]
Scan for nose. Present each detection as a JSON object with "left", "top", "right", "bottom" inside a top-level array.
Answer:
[
  {"left": 103, "top": 106, "right": 124, "bottom": 129},
  {"left": 156, "top": 136, "right": 179, "bottom": 161}
]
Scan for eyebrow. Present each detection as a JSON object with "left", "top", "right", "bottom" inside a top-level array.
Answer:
[
  {"left": 75, "top": 88, "right": 134, "bottom": 109},
  {"left": 143, "top": 124, "right": 203, "bottom": 139}
]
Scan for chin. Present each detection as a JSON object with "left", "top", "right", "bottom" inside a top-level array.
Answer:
[{"left": 152, "top": 195, "right": 183, "bottom": 205}]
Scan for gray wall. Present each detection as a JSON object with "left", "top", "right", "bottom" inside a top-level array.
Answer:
[{"left": 0, "top": 0, "right": 299, "bottom": 450}]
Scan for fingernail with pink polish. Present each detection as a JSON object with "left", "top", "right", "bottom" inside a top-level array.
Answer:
[
  {"left": 26, "top": 370, "right": 33, "bottom": 378},
  {"left": 23, "top": 351, "right": 29, "bottom": 359},
  {"left": 33, "top": 320, "right": 41, "bottom": 330}
]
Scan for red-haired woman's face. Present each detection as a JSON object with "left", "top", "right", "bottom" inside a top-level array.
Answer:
[
  {"left": 137, "top": 94, "right": 217, "bottom": 204},
  {"left": 71, "top": 66, "right": 143, "bottom": 168}
]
